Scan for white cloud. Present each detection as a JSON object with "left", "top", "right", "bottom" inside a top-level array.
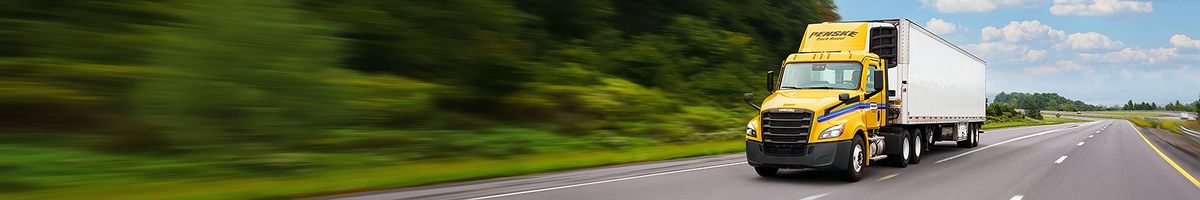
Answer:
[
  {"left": 925, "top": 18, "right": 960, "bottom": 34},
  {"left": 1028, "top": 60, "right": 1086, "bottom": 75},
  {"left": 1026, "top": 49, "right": 1049, "bottom": 61},
  {"left": 923, "top": 0, "right": 1048, "bottom": 13},
  {"left": 923, "top": 0, "right": 996, "bottom": 13},
  {"left": 1170, "top": 35, "right": 1200, "bottom": 48},
  {"left": 966, "top": 42, "right": 1049, "bottom": 62},
  {"left": 1079, "top": 47, "right": 1178, "bottom": 64},
  {"left": 1049, "top": 0, "right": 1152, "bottom": 16},
  {"left": 1056, "top": 32, "right": 1124, "bottom": 50},
  {"left": 981, "top": 20, "right": 1066, "bottom": 43}
]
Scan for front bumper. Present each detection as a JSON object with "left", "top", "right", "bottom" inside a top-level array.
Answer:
[{"left": 746, "top": 140, "right": 853, "bottom": 170}]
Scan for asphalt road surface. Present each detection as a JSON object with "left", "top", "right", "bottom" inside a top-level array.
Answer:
[{"left": 328, "top": 119, "right": 1200, "bottom": 200}]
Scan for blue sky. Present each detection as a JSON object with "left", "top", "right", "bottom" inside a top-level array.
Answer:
[{"left": 833, "top": 0, "right": 1200, "bottom": 106}]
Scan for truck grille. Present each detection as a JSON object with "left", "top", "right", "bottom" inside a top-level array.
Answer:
[
  {"left": 763, "top": 143, "right": 807, "bottom": 156},
  {"left": 761, "top": 109, "right": 813, "bottom": 144}
]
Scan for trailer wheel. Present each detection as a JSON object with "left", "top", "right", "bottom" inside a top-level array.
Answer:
[
  {"left": 909, "top": 129, "right": 923, "bottom": 164},
  {"left": 957, "top": 126, "right": 974, "bottom": 148},
  {"left": 754, "top": 167, "right": 778, "bottom": 177},
  {"left": 925, "top": 127, "right": 936, "bottom": 147},
  {"left": 971, "top": 124, "right": 981, "bottom": 147},
  {"left": 841, "top": 136, "right": 865, "bottom": 182}
]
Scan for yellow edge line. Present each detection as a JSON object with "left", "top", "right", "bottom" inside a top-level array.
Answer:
[{"left": 1128, "top": 121, "right": 1200, "bottom": 189}]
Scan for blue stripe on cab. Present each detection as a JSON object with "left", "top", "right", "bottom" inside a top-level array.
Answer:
[{"left": 816, "top": 102, "right": 883, "bottom": 122}]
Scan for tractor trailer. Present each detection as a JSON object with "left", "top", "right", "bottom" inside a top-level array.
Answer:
[{"left": 741, "top": 19, "right": 986, "bottom": 181}]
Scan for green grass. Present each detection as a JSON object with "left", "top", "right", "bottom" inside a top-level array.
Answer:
[
  {"left": 0, "top": 140, "right": 744, "bottom": 200},
  {"left": 1093, "top": 111, "right": 1170, "bottom": 117},
  {"left": 1051, "top": 111, "right": 1199, "bottom": 134},
  {"left": 1128, "top": 118, "right": 1200, "bottom": 134},
  {"left": 983, "top": 117, "right": 1087, "bottom": 130}
]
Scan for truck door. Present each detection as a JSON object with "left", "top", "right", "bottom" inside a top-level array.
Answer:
[{"left": 864, "top": 63, "right": 885, "bottom": 128}]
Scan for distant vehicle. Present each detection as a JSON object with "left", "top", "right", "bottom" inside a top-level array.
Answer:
[
  {"left": 741, "top": 19, "right": 985, "bottom": 182},
  {"left": 1076, "top": 111, "right": 1082, "bottom": 114}
]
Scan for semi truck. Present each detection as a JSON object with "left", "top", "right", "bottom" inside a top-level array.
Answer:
[{"left": 741, "top": 19, "right": 986, "bottom": 181}]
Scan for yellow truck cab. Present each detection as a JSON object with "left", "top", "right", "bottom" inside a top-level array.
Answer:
[{"left": 741, "top": 19, "right": 987, "bottom": 182}]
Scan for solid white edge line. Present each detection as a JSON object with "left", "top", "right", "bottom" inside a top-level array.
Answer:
[
  {"left": 1055, "top": 155, "right": 1068, "bottom": 164},
  {"left": 799, "top": 192, "right": 832, "bottom": 200},
  {"left": 1077, "top": 142, "right": 1085, "bottom": 146},
  {"left": 935, "top": 125, "right": 1083, "bottom": 164},
  {"left": 465, "top": 162, "right": 746, "bottom": 200},
  {"left": 1010, "top": 195, "right": 1025, "bottom": 200}
]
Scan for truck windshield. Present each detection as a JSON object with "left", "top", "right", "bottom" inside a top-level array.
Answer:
[{"left": 778, "top": 62, "right": 862, "bottom": 90}]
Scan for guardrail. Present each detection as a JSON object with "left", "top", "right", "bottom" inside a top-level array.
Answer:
[{"left": 1182, "top": 126, "right": 1200, "bottom": 139}]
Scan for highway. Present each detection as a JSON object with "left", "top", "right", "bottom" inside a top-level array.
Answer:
[{"left": 328, "top": 119, "right": 1200, "bottom": 200}]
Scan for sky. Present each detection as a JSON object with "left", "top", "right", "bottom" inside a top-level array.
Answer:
[{"left": 833, "top": 0, "right": 1200, "bottom": 106}]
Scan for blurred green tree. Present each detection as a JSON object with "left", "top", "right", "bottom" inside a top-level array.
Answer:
[{"left": 134, "top": 0, "right": 351, "bottom": 147}]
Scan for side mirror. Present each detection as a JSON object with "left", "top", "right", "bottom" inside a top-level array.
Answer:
[
  {"left": 873, "top": 70, "right": 885, "bottom": 92},
  {"left": 743, "top": 93, "right": 761, "bottom": 111},
  {"left": 766, "top": 71, "right": 776, "bottom": 93},
  {"left": 839, "top": 93, "right": 853, "bottom": 102}
]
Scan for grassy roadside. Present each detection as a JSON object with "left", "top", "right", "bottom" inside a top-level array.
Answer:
[
  {"left": 2, "top": 140, "right": 744, "bottom": 200},
  {"left": 982, "top": 117, "right": 1087, "bottom": 130},
  {"left": 1129, "top": 118, "right": 1200, "bottom": 134}
]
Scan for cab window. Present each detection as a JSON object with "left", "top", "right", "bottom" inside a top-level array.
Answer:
[{"left": 865, "top": 65, "right": 878, "bottom": 94}]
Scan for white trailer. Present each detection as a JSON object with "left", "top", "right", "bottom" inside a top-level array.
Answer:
[{"left": 866, "top": 19, "right": 987, "bottom": 145}]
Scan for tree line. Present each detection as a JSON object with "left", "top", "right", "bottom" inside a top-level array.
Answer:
[
  {"left": 1122, "top": 99, "right": 1200, "bottom": 112},
  {"left": 992, "top": 92, "right": 1105, "bottom": 112},
  {"left": 990, "top": 92, "right": 1199, "bottom": 115}
]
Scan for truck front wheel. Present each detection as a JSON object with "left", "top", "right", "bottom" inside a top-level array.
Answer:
[
  {"left": 842, "top": 136, "right": 865, "bottom": 182},
  {"left": 754, "top": 167, "right": 778, "bottom": 177}
]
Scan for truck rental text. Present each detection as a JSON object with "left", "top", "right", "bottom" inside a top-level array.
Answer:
[{"left": 742, "top": 19, "right": 987, "bottom": 181}]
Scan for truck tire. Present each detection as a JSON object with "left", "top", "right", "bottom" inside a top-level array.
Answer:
[
  {"left": 886, "top": 131, "right": 910, "bottom": 168},
  {"left": 957, "top": 126, "right": 974, "bottom": 148},
  {"left": 754, "top": 167, "right": 778, "bottom": 177},
  {"left": 909, "top": 129, "right": 923, "bottom": 164},
  {"left": 971, "top": 124, "right": 981, "bottom": 147},
  {"left": 842, "top": 136, "right": 865, "bottom": 182},
  {"left": 924, "top": 127, "right": 936, "bottom": 147}
]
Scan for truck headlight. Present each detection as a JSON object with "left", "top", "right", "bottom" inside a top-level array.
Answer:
[
  {"left": 817, "top": 124, "right": 845, "bottom": 139},
  {"left": 745, "top": 122, "right": 756, "bottom": 137}
]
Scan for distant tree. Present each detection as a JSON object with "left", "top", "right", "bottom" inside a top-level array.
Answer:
[
  {"left": 1195, "top": 93, "right": 1200, "bottom": 112},
  {"left": 1194, "top": 96, "right": 1200, "bottom": 113},
  {"left": 1124, "top": 100, "right": 1135, "bottom": 110},
  {"left": 1025, "top": 109, "right": 1043, "bottom": 120},
  {"left": 994, "top": 92, "right": 1010, "bottom": 103}
]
